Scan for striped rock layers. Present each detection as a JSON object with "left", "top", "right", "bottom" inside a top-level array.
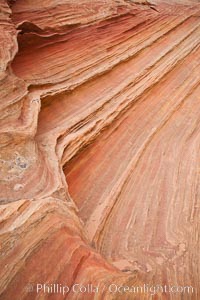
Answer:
[{"left": 0, "top": 0, "right": 200, "bottom": 299}]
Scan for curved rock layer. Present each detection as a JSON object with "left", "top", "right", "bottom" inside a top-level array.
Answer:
[{"left": 0, "top": 0, "right": 200, "bottom": 299}]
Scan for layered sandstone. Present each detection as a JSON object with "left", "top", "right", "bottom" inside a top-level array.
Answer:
[{"left": 0, "top": 0, "right": 200, "bottom": 299}]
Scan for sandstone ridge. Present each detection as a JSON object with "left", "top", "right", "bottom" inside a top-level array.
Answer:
[{"left": 0, "top": 0, "right": 200, "bottom": 299}]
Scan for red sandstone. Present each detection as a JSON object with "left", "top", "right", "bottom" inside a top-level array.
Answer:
[{"left": 0, "top": 0, "right": 200, "bottom": 299}]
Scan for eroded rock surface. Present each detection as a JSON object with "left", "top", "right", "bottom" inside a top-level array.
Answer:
[{"left": 0, "top": 0, "right": 200, "bottom": 299}]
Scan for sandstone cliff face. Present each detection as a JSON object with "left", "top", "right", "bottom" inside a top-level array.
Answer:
[{"left": 0, "top": 0, "right": 200, "bottom": 299}]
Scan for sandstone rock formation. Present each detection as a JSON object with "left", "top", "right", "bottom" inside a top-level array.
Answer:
[{"left": 0, "top": 0, "right": 200, "bottom": 299}]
